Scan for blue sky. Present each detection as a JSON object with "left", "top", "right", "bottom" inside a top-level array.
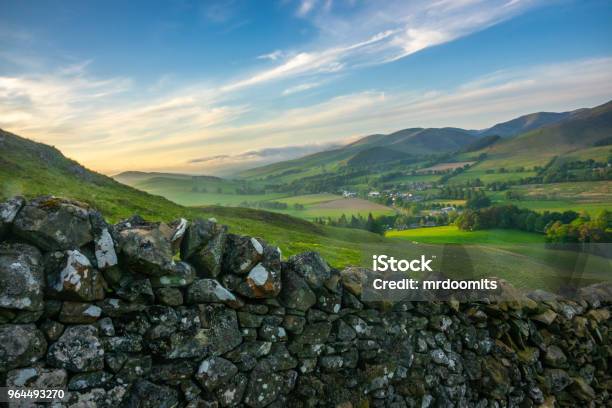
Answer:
[{"left": 1, "top": 0, "right": 611, "bottom": 175}]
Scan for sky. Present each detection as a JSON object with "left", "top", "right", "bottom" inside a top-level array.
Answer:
[{"left": 1, "top": 0, "right": 612, "bottom": 176}]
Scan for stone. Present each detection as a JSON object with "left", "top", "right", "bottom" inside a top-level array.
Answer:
[
  {"left": 114, "top": 216, "right": 179, "bottom": 276},
  {"left": 101, "top": 334, "right": 143, "bottom": 353},
  {"left": 152, "top": 329, "right": 211, "bottom": 359},
  {"left": 0, "top": 196, "right": 24, "bottom": 238},
  {"left": 216, "top": 372, "right": 248, "bottom": 407},
  {"left": 235, "top": 243, "right": 282, "bottom": 299},
  {"left": 0, "top": 324, "right": 47, "bottom": 372},
  {"left": 340, "top": 267, "right": 369, "bottom": 297},
  {"left": 261, "top": 343, "right": 297, "bottom": 371},
  {"left": 532, "top": 309, "right": 558, "bottom": 325},
  {"left": 59, "top": 301, "right": 102, "bottom": 324},
  {"left": 196, "top": 356, "right": 239, "bottom": 391},
  {"left": 40, "top": 319, "right": 65, "bottom": 341},
  {"left": 335, "top": 319, "right": 357, "bottom": 342},
  {"left": 244, "top": 362, "right": 284, "bottom": 408},
  {"left": 279, "top": 268, "right": 316, "bottom": 312},
  {"left": 116, "top": 278, "right": 155, "bottom": 303},
  {"left": 47, "top": 325, "right": 104, "bottom": 372},
  {"left": 283, "top": 314, "right": 306, "bottom": 334},
  {"left": 544, "top": 368, "right": 572, "bottom": 392},
  {"left": 12, "top": 196, "right": 94, "bottom": 251},
  {"left": 46, "top": 249, "right": 106, "bottom": 302},
  {"left": 429, "top": 315, "right": 453, "bottom": 332},
  {"left": 149, "top": 361, "right": 197, "bottom": 385},
  {"left": 223, "top": 234, "right": 264, "bottom": 275},
  {"left": 113, "top": 355, "right": 152, "bottom": 384},
  {"left": 6, "top": 366, "right": 67, "bottom": 388},
  {"left": 0, "top": 242, "right": 44, "bottom": 311},
  {"left": 288, "top": 251, "right": 331, "bottom": 289},
  {"left": 544, "top": 345, "right": 567, "bottom": 368},
  {"left": 68, "top": 371, "right": 113, "bottom": 390},
  {"left": 238, "top": 311, "right": 265, "bottom": 328},
  {"left": 225, "top": 341, "right": 273, "bottom": 371},
  {"left": 97, "top": 298, "right": 146, "bottom": 317},
  {"left": 150, "top": 261, "right": 196, "bottom": 287},
  {"left": 97, "top": 317, "right": 115, "bottom": 336},
  {"left": 258, "top": 324, "right": 287, "bottom": 342},
  {"left": 237, "top": 261, "right": 282, "bottom": 299},
  {"left": 169, "top": 217, "right": 189, "bottom": 252},
  {"left": 155, "top": 287, "right": 184, "bottom": 306},
  {"left": 199, "top": 305, "right": 243, "bottom": 356},
  {"left": 66, "top": 385, "right": 127, "bottom": 408},
  {"left": 181, "top": 219, "right": 227, "bottom": 277},
  {"left": 124, "top": 379, "right": 179, "bottom": 408},
  {"left": 571, "top": 376, "right": 596, "bottom": 401},
  {"left": 90, "top": 211, "right": 118, "bottom": 269},
  {"left": 187, "top": 279, "right": 242, "bottom": 308}
]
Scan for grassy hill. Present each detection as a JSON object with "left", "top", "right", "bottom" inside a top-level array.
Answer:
[
  {"left": 235, "top": 127, "right": 478, "bottom": 182},
  {"left": 483, "top": 101, "right": 610, "bottom": 165},
  {"left": 0, "top": 128, "right": 387, "bottom": 267},
  {"left": 478, "top": 111, "right": 573, "bottom": 138}
]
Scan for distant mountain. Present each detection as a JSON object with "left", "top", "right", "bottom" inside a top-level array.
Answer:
[
  {"left": 479, "top": 111, "right": 574, "bottom": 138},
  {"left": 468, "top": 100, "right": 612, "bottom": 169},
  {"left": 237, "top": 127, "right": 476, "bottom": 180},
  {"left": 348, "top": 127, "right": 474, "bottom": 153},
  {"left": 237, "top": 100, "right": 612, "bottom": 181},
  {"left": 114, "top": 171, "right": 223, "bottom": 185}
]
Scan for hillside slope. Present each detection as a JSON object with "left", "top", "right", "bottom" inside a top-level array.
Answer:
[
  {"left": 479, "top": 111, "right": 574, "bottom": 137},
  {"left": 471, "top": 100, "right": 612, "bottom": 170},
  {"left": 0, "top": 128, "right": 389, "bottom": 267},
  {"left": 236, "top": 102, "right": 609, "bottom": 182}
]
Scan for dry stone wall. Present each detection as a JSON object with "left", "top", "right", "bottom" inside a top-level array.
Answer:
[{"left": 0, "top": 196, "right": 611, "bottom": 407}]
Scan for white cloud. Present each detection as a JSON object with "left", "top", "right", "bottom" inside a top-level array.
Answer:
[
  {"left": 297, "top": 0, "right": 318, "bottom": 16},
  {"left": 257, "top": 50, "right": 284, "bottom": 61},
  {"left": 217, "top": 0, "right": 539, "bottom": 92},
  {"left": 2, "top": 57, "right": 612, "bottom": 175},
  {"left": 282, "top": 82, "right": 321, "bottom": 95}
]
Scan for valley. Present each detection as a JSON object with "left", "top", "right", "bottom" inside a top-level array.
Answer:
[{"left": 2, "top": 100, "right": 611, "bottom": 292}]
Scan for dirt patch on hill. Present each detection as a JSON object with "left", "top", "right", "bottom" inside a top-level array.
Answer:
[
  {"left": 313, "top": 198, "right": 393, "bottom": 211},
  {"left": 418, "top": 161, "right": 475, "bottom": 173}
]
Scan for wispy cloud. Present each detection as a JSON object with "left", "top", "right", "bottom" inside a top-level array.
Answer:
[
  {"left": 257, "top": 50, "right": 284, "bottom": 61},
  {"left": 2, "top": 56, "right": 612, "bottom": 175},
  {"left": 187, "top": 142, "right": 340, "bottom": 173},
  {"left": 282, "top": 81, "right": 321, "bottom": 95}
]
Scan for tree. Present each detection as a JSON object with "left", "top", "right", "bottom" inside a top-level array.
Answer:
[{"left": 466, "top": 195, "right": 491, "bottom": 210}]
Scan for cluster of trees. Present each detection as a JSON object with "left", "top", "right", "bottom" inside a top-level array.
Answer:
[
  {"left": 456, "top": 205, "right": 577, "bottom": 232},
  {"left": 239, "top": 201, "right": 304, "bottom": 211},
  {"left": 545, "top": 211, "right": 611, "bottom": 243},
  {"left": 455, "top": 205, "right": 611, "bottom": 243},
  {"left": 438, "top": 187, "right": 489, "bottom": 204},
  {"left": 314, "top": 213, "right": 389, "bottom": 234},
  {"left": 539, "top": 160, "right": 611, "bottom": 183}
]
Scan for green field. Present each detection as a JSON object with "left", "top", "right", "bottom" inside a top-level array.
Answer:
[
  {"left": 384, "top": 226, "right": 609, "bottom": 290},
  {"left": 491, "top": 181, "right": 612, "bottom": 213},
  {"left": 386, "top": 226, "right": 545, "bottom": 244}
]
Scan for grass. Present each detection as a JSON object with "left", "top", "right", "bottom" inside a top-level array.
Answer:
[
  {"left": 491, "top": 181, "right": 612, "bottom": 213},
  {"left": 386, "top": 226, "right": 545, "bottom": 244}
]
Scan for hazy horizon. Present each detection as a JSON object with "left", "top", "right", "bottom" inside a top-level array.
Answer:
[{"left": 1, "top": 0, "right": 612, "bottom": 175}]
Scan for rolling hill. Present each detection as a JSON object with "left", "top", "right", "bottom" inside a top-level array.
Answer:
[
  {"left": 458, "top": 100, "right": 612, "bottom": 173},
  {"left": 236, "top": 101, "right": 610, "bottom": 183},
  {"left": 478, "top": 111, "right": 574, "bottom": 138},
  {"left": 235, "top": 100, "right": 612, "bottom": 186}
]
